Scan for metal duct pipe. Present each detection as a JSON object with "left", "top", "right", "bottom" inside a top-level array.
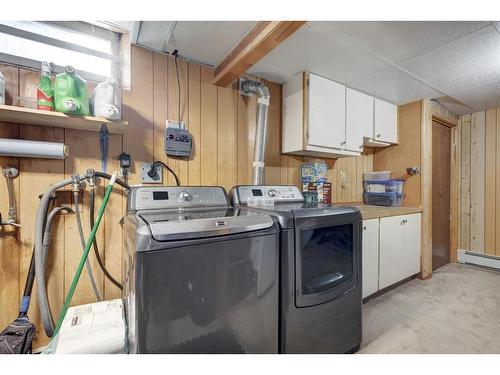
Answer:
[{"left": 240, "top": 79, "right": 270, "bottom": 185}]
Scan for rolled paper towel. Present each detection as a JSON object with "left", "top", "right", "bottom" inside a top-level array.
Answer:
[{"left": 0, "top": 138, "right": 69, "bottom": 159}]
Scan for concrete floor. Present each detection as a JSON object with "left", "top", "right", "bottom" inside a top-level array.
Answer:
[{"left": 360, "top": 263, "right": 500, "bottom": 354}]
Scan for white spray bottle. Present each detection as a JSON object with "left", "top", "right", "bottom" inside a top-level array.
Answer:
[{"left": 90, "top": 76, "right": 121, "bottom": 120}]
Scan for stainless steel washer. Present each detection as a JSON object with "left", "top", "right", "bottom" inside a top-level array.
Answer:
[
  {"left": 230, "top": 185, "right": 362, "bottom": 354},
  {"left": 123, "top": 186, "right": 279, "bottom": 353}
]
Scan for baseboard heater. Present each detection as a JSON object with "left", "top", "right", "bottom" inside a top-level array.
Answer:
[{"left": 457, "top": 249, "right": 500, "bottom": 271}]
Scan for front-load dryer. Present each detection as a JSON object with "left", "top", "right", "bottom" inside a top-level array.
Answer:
[{"left": 230, "top": 185, "right": 362, "bottom": 354}]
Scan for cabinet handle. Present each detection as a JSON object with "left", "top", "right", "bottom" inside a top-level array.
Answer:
[
  {"left": 376, "top": 133, "right": 381, "bottom": 138},
  {"left": 340, "top": 141, "right": 346, "bottom": 146},
  {"left": 363, "top": 226, "right": 367, "bottom": 230}
]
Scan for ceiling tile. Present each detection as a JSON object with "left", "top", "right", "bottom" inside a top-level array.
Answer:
[
  {"left": 348, "top": 66, "right": 443, "bottom": 105},
  {"left": 400, "top": 25, "right": 500, "bottom": 110},
  {"left": 137, "top": 21, "right": 176, "bottom": 50},
  {"left": 168, "top": 21, "right": 257, "bottom": 66},
  {"left": 314, "top": 21, "right": 491, "bottom": 64},
  {"left": 248, "top": 22, "right": 389, "bottom": 84}
]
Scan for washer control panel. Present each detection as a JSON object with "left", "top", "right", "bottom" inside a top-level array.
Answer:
[
  {"left": 128, "top": 186, "right": 228, "bottom": 210},
  {"left": 232, "top": 185, "right": 304, "bottom": 204}
]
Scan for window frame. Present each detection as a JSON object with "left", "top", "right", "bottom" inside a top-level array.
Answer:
[{"left": 0, "top": 21, "right": 121, "bottom": 83}]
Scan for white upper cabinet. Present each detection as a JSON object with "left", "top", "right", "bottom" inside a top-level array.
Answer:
[
  {"left": 346, "top": 88, "right": 374, "bottom": 152},
  {"left": 282, "top": 72, "right": 398, "bottom": 158},
  {"left": 308, "top": 73, "right": 346, "bottom": 150},
  {"left": 374, "top": 98, "right": 398, "bottom": 144}
]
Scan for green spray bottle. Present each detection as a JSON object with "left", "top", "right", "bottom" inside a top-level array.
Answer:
[
  {"left": 37, "top": 62, "right": 54, "bottom": 111},
  {"left": 54, "top": 66, "right": 90, "bottom": 116}
]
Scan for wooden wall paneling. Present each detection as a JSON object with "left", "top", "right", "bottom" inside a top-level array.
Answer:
[
  {"left": 280, "top": 156, "right": 289, "bottom": 185},
  {"left": 188, "top": 62, "right": 201, "bottom": 186},
  {"left": 470, "top": 111, "right": 485, "bottom": 253},
  {"left": 355, "top": 156, "right": 364, "bottom": 202},
  {"left": 237, "top": 78, "right": 257, "bottom": 185},
  {"left": 0, "top": 64, "right": 20, "bottom": 334},
  {"left": 484, "top": 109, "right": 496, "bottom": 255},
  {"left": 460, "top": 114, "right": 471, "bottom": 251},
  {"left": 374, "top": 101, "right": 422, "bottom": 206},
  {"left": 167, "top": 56, "right": 189, "bottom": 186},
  {"left": 450, "top": 119, "right": 460, "bottom": 262},
  {"left": 200, "top": 67, "right": 218, "bottom": 186},
  {"left": 152, "top": 52, "right": 168, "bottom": 181},
  {"left": 64, "top": 128, "right": 106, "bottom": 306},
  {"left": 287, "top": 156, "right": 302, "bottom": 188},
  {"left": 264, "top": 80, "right": 282, "bottom": 185},
  {"left": 420, "top": 99, "right": 433, "bottom": 278},
  {"left": 217, "top": 82, "right": 238, "bottom": 192},
  {"left": 496, "top": 108, "right": 500, "bottom": 256},
  {"left": 103, "top": 133, "right": 124, "bottom": 300},
  {"left": 122, "top": 45, "right": 154, "bottom": 185},
  {"left": 18, "top": 69, "right": 65, "bottom": 347}
]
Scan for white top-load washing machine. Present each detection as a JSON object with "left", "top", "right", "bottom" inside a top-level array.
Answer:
[{"left": 123, "top": 186, "right": 280, "bottom": 353}]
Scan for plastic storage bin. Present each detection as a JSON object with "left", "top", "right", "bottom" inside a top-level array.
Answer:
[
  {"left": 364, "top": 192, "right": 403, "bottom": 207},
  {"left": 363, "top": 171, "right": 391, "bottom": 181},
  {"left": 364, "top": 179, "right": 405, "bottom": 194}
]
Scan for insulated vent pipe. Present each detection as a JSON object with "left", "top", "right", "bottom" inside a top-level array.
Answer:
[{"left": 240, "top": 79, "right": 270, "bottom": 185}]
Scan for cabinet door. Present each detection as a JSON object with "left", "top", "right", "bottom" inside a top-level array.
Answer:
[
  {"left": 362, "top": 219, "right": 379, "bottom": 298},
  {"left": 307, "top": 73, "right": 346, "bottom": 149},
  {"left": 379, "top": 214, "right": 421, "bottom": 289},
  {"left": 374, "top": 98, "right": 398, "bottom": 144},
  {"left": 346, "top": 88, "right": 373, "bottom": 152}
]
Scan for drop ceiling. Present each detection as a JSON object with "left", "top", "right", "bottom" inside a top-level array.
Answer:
[{"left": 131, "top": 21, "right": 500, "bottom": 115}]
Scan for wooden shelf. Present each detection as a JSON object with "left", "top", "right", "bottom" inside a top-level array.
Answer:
[{"left": 0, "top": 104, "right": 128, "bottom": 134}]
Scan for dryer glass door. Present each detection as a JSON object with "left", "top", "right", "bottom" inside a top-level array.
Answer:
[{"left": 294, "top": 212, "right": 361, "bottom": 307}]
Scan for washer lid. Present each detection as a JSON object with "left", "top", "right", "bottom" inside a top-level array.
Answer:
[{"left": 138, "top": 207, "right": 275, "bottom": 241}]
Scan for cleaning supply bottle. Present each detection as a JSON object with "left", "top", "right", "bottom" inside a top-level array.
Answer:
[
  {"left": 54, "top": 66, "right": 89, "bottom": 116},
  {"left": 90, "top": 76, "right": 121, "bottom": 120},
  {"left": 37, "top": 62, "right": 54, "bottom": 111}
]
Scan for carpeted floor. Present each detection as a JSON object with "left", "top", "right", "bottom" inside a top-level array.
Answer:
[{"left": 360, "top": 263, "right": 500, "bottom": 354}]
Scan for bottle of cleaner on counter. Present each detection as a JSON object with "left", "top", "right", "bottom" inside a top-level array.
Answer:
[
  {"left": 0, "top": 71, "right": 5, "bottom": 105},
  {"left": 37, "top": 62, "right": 54, "bottom": 111},
  {"left": 54, "top": 66, "right": 89, "bottom": 116},
  {"left": 90, "top": 76, "right": 121, "bottom": 120}
]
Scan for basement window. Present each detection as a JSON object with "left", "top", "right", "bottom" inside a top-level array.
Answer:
[{"left": 0, "top": 21, "right": 121, "bottom": 82}]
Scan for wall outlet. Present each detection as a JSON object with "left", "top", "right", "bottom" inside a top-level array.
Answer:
[{"left": 141, "top": 162, "right": 162, "bottom": 184}]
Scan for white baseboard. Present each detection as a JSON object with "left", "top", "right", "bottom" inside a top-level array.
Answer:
[{"left": 457, "top": 249, "right": 500, "bottom": 271}]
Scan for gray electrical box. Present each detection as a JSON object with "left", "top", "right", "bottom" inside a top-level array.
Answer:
[{"left": 165, "top": 120, "right": 192, "bottom": 159}]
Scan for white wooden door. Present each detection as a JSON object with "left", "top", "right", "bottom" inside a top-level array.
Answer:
[
  {"left": 374, "top": 98, "right": 398, "bottom": 144},
  {"left": 307, "top": 73, "right": 346, "bottom": 149},
  {"left": 379, "top": 213, "right": 421, "bottom": 289},
  {"left": 346, "top": 88, "right": 373, "bottom": 152},
  {"left": 362, "top": 219, "right": 379, "bottom": 298}
]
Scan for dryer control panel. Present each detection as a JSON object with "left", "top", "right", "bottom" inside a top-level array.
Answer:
[
  {"left": 128, "top": 186, "right": 228, "bottom": 211},
  {"left": 231, "top": 185, "right": 304, "bottom": 204}
]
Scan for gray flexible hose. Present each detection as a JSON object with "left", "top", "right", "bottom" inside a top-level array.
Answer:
[
  {"left": 35, "top": 177, "right": 75, "bottom": 337},
  {"left": 74, "top": 190, "right": 102, "bottom": 301},
  {"left": 39, "top": 205, "right": 74, "bottom": 335}
]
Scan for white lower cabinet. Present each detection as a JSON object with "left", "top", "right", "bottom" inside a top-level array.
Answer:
[
  {"left": 362, "top": 219, "right": 379, "bottom": 298},
  {"left": 379, "top": 213, "right": 421, "bottom": 289},
  {"left": 362, "top": 213, "right": 421, "bottom": 298}
]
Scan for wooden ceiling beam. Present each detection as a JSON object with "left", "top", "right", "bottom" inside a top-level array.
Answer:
[{"left": 213, "top": 21, "right": 306, "bottom": 87}]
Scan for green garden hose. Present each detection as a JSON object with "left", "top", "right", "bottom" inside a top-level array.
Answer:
[{"left": 53, "top": 172, "right": 118, "bottom": 336}]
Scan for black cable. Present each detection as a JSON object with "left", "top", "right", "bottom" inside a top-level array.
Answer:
[
  {"left": 90, "top": 184, "right": 123, "bottom": 291},
  {"left": 174, "top": 53, "right": 181, "bottom": 123},
  {"left": 149, "top": 161, "right": 180, "bottom": 186}
]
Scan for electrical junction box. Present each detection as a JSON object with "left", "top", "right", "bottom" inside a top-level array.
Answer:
[
  {"left": 165, "top": 120, "right": 192, "bottom": 159},
  {"left": 141, "top": 162, "right": 162, "bottom": 184}
]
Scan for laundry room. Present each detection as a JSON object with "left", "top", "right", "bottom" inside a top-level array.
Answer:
[{"left": 0, "top": 1, "right": 499, "bottom": 373}]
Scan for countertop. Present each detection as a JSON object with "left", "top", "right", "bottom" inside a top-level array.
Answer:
[{"left": 332, "top": 204, "right": 423, "bottom": 220}]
